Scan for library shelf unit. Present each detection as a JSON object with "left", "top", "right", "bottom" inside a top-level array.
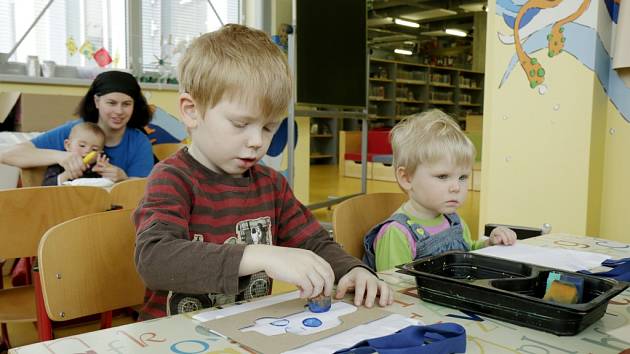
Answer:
[
  {"left": 368, "top": 57, "right": 484, "bottom": 126},
  {"left": 309, "top": 116, "right": 339, "bottom": 165}
]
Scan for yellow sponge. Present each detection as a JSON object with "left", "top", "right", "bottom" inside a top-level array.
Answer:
[{"left": 543, "top": 280, "right": 578, "bottom": 304}]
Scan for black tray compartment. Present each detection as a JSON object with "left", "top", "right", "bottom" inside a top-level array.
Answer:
[{"left": 398, "top": 252, "right": 628, "bottom": 336}]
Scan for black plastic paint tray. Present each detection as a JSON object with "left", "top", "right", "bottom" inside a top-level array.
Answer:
[{"left": 397, "top": 251, "right": 628, "bottom": 336}]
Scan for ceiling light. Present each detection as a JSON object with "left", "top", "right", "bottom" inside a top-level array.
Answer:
[
  {"left": 404, "top": 9, "right": 457, "bottom": 21},
  {"left": 445, "top": 28, "right": 467, "bottom": 37},
  {"left": 394, "top": 48, "right": 413, "bottom": 55},
  {"left": 394, "top": 18, "right": 420, "bottom": 28}
]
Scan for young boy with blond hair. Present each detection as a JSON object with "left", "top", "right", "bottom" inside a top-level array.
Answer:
[
  {"left": 363, "top": 110, "right": 517, "bottom": 272},
  {"left": 133, "top": 24, "right": 392, "bottom": 320}
]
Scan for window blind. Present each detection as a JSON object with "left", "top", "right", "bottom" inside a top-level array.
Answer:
[
  {"left": 0, "top": 0, "right": 127, "bottom": 70},
  {"left": 140, "top": 0, "right": 240, "bottom": 75}
]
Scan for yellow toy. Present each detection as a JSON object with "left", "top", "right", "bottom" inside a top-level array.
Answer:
[{"left": 82, "top": 151, "right": 97, "bottom": 165}]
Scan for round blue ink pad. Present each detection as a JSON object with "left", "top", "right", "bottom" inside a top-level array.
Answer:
[{"left": 302, "top": 317, "right": 323, "bottom": 327}]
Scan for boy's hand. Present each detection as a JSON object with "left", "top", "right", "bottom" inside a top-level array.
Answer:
[
  {"left": 335, "top": 267, "right": 394, "bottom": 308},
  {"left": 242, "top": 245, "right": 335, "bottom": 299},
  {"left": 488, "top": 226, "right": 517, "bottom": 246}
]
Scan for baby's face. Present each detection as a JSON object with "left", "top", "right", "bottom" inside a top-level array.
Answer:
[{"left": 66, "top": 131, "right": 104, "bottom": 158}]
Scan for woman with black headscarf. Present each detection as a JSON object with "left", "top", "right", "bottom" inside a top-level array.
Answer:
[{"left": 0, "top": 71, "right": 153, "bottom": 182}]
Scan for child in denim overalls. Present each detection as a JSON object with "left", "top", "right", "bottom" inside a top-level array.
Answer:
[{"left": 363, "top": 110, "right": 517, "bottom": 271}]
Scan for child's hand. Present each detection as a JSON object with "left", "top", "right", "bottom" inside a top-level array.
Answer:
[
  {"left": 335, "top": 267, "right": 394, "bottom": 308},
  {"left": 59, "top": 152, "right": 87, "bottom": 179},
  {"left": 92, "top": 155, "right": 128, "bottom": 182},
  {"left": 488, "top": 226, "right": 517, "bottom": 246},
  {"left": 241, "top": 245, "right": 335, "bottom": 299}
]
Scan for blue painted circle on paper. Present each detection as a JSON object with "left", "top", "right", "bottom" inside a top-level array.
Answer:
[
  {"left": 170, "top": 339, "right": 210, "bottom": 353},
  {"left": 302, "top": 317, "right": 323, "bottom": 327},
  {"left": 271, "top": 319, "right": 290, "bottom": 326}
]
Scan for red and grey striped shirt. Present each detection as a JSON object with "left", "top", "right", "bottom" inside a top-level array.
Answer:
[{"left": 133, "top": 148, "right": 364, "bottom": 319}]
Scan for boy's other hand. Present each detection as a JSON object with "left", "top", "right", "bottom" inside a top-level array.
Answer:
[
  {"left": 245, "top": 246, "right": 335, "bottom": 299},
  {"left": 60, "top": 152, "right": 87, "bottom": 179},
  {"left": 488, "top": 226, "right": 517, "bottom": 246},
  {"left": 335, "top": 267, "right": 394, "bottom": 308}
]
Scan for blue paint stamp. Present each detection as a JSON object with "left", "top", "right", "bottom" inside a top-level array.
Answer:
[{"left": 307, "top": 294, "right": 331, "bottom": 313}]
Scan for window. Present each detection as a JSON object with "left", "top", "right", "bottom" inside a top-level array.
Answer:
[
  {"left": 0, "top": 0, "right": 127, "bottom": 69},
  {"left": 140, "top": 0, "right": 240, "bottom": 77},
  {"left": 0, "top": 0, "right": 240, "bottom": 77}
]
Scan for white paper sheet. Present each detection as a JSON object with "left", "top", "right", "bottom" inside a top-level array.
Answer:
[
  {"left": 473, "top": 243, "right": 609, "bottom": 271},
  {"left": 192, "top": 290, "right": 300, "bottom": 322},
  {"left": 282, "top": 314, "right": 421, "bottom": 354}
]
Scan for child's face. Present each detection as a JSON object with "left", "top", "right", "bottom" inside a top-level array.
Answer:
[
  {"left": 399, "top": 157, "right": 471, "bottom": 219},
  {"left": 64, "top": 130, "right": 104, "bottom": 157},
  {"left": 186, "top": 97, "right": 282, "bottom": 177}
]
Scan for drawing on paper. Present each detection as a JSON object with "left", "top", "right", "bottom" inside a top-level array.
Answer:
[{"left": 240, "top": 302, "right": 356, "bottom": 336}]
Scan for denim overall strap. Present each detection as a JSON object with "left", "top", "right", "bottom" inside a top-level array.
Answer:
[
  {"left": 363, "top": 213, "right": 411, "bottom": 270},
  {"left": 412, "top": 213, "right": 470, "bottom": 260}
]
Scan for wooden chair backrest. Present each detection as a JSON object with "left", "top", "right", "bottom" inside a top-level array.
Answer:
[
  {"left": 38, "top": 209, "right": 145, "bottom": 321},
  {"left": 0, "top": 186, "right": 111, "bottom": 259},
  {"left": 153, "top": 143, "right": 185, "bottom": 161},
  {"left": 110, "top": 178, "right": 148, "bottom": 209},
  {"left": 332, "top": 192, "right": 408, "bottom": 259},
  {"left": 20, "top": 166, "right": 48, "bottom": 187}
]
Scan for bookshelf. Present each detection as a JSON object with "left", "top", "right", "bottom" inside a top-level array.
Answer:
[{"left": 368, "top": 58, "right": 484, "bottom": 126}]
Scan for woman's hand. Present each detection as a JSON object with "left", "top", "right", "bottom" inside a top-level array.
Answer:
[
  {"left": 59, "top": 152, "right": 88, "bottom": 180},
  {"left": 92, "top": 155, "right": 128, "bottom": 182}
]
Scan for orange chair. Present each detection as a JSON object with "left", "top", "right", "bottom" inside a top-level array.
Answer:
[
  {"left": 19, "top": 166, "right": 48, "bottom": 187},
  {"left": 332, "top": 192, "right": 407, "bottom": 259},
  {"left": 109, "top": 178, "right": 148, "bottom": 210},
  {"left": 0, "top": 186, "right": 111, "bottom": 349},
  {"left": 153, "top": 143, "right": 185, "bottom": 161},
  {"left": 36, "top": 209, "right": 145, "bottom": 340}
]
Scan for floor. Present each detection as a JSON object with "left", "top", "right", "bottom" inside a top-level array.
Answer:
[{"left": 2, "top": 164, "right": 481, "bottom": 350}]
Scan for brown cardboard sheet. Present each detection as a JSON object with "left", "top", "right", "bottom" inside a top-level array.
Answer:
[
  {"left": 203, "top": 298, "right": 392, "bottom": 354},
  {"left": 0, "top": 92, "right": 20, "bottom": 125},
  {"left": 0, "top": 92, "right": 80, "bottom": 131}
]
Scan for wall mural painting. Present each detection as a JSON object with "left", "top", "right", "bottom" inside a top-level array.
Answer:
[{"left": 496, "top": 0, "right": 630, "bottom": 122}]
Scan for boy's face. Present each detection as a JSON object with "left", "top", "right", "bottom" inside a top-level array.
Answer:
[
  {"left": 64, "top": 130, "right": 104, "bottom": 157},
  {"left": 182, "top": 96, "right": 282, "bottom": 177},
  {"left": 398, "top": 157, "right": 470, "bottom": 219}
]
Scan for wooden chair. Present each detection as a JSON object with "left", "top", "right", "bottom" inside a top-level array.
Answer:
[
  {"left": 36, "top": 209, "right": 145, "bottom": 340},
  {"left": 153, "top": 143, "right": 185, "bottom": 161},
  {"left": 332, "top": 192, "right": 407, "bottom": 259},
  {"left": 0, "top": 186, "right": 111, "bottom": 349},
  {"left": 109, "top": 178, "right": 148, "bottom": 209},
  {"left": 19, "top": 166, "right": 48, "bottom": 187}
]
